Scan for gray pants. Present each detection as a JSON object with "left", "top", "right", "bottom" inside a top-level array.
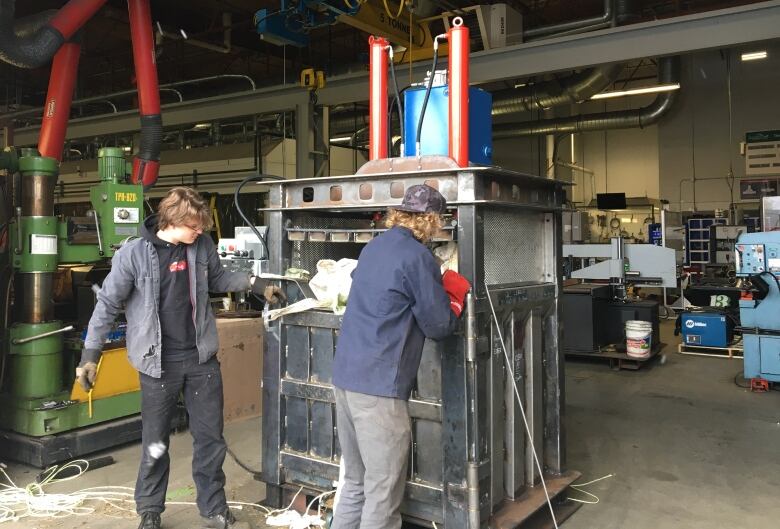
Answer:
[{"left": 332, "top": 388, "right": 411, "bottom": 529}]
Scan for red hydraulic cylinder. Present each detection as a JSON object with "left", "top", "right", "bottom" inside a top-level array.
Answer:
[
  {"left": 48, "top": 0, "right": 108, "bottom": 40},
  {"left": 38, "top": 42, "right": 81, "bottom": 162},
  {"left": 448, "top": 18, "right": 469, "bottom": 168},
  {"left": 128, "top": 0, "right": 162, "bottom": 189},
  {"left": 369, "top": 36, "right": 389, "bottom": 161}
]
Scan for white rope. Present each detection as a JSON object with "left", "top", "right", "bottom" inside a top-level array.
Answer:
[{"left": 0, "top": 461, "right": 319, "bottom": 525}]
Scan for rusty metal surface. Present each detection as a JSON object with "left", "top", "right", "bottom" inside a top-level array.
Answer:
[{"left": 491, "top": 471, "right": 582, "bottom": 529}]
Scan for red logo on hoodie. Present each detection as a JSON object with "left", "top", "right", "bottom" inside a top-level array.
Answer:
[{"left": 169, "top": 260, "right": 188, "bottom": 273}]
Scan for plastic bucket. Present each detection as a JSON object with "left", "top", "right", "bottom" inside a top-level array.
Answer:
[{"left": 625, "top": 320, "right": 653, "bottom": 359}]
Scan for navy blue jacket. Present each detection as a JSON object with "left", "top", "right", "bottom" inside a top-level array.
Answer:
[{"left": 333, "top": 226, "right": 457, "bottom": 399}]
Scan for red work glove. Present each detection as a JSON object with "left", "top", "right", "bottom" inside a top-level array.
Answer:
[{"left": 442, "top": 270, "right": 471, "bottom": 317}]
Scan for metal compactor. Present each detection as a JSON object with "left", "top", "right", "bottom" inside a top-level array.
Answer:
[
  {"left": 260, "top": 20, "right": 575, "bottom": 526},
  {"left": 261, "top": 162, "right": 573, "bottom": 527}
]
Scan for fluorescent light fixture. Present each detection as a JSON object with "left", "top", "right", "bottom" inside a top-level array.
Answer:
[
  {"left": 193, "top": 123, "right": 211, "bottom": 130},
  {"left": 741, "top": 51, "right": 767, "bottom": 61},
  {"left": 122, "top": 146, "right": 132, "bottom": 152},
  {"left": 330, "top": 136, "right": 352, "bottom": 143},
  {"left": 591, "top": 83, "right": 681, "bottom": 100}
]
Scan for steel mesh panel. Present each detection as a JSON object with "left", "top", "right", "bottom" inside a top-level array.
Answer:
[
  {"left": 288, "top": 214, "right": 367, "bottom": 272},
  {"left": 483, "top": 209, "right": 547, "bottom": 283}
]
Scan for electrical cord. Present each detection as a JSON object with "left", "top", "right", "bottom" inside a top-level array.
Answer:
[
  {"left": 758, "top": 270, "right": 780, "bottom": 294},
  {"left": 733, "top": 370, "right": 750, "bottom": 389},
  {"left": 233, "top": 173, "right": 285, "bottom": 261},
  {"left": 226, "top": 446, "right": 262, "bottom": 475}
]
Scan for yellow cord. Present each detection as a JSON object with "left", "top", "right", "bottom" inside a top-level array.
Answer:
[
  {"left": 383, "top": 0, "right": 405, "bottom": 20},
  {"left": 87, "top": 356, "right": 104, "bottom": 419}
]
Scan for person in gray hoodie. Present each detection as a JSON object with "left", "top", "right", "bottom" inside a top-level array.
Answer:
[{"left": 77, "top": 187, "right": 283, "bottom": 529}]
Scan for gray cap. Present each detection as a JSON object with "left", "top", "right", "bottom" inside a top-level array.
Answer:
[{"left": 394, "top": 184, "right": 447, "bottom": 214}]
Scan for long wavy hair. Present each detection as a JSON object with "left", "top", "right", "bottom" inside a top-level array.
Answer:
[{"left": 385, "top": 209, "right": 442, "bottom": 242}]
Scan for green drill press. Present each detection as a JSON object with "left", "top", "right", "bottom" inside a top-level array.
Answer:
[{"left": 0, "top": 148, "right": 167, "bottom": 466}]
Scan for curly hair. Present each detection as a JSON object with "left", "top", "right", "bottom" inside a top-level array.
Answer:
[
  {"left": 157, "top": 187, "right": 214, "bottom": 231},
  {"left": 385, "top": 209, "right": 442, "bottom": 242}
]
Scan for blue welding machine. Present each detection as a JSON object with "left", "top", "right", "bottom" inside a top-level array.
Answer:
[
  {"left": 404, "top": 86, "right": 493, "bottom": 165},
  {"left": 680, "top": 312, "right": 734, "bottom": 348}
]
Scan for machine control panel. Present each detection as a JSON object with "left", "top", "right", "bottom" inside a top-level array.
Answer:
[
  {"left": 113, "top": 207, "right": 140, "bottom": 224},
  {"left": 217, "top": 231, "right": 268, "bottom": 276},
  {"left": 735, "top": 243, "right": 780, "bottom": 275}
]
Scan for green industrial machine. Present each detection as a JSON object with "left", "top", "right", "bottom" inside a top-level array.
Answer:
[{"left": 0, "top": 148, "right": 153, "bottom": 465}]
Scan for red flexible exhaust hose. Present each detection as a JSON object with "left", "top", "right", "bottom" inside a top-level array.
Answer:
[
  {"left": 128, "top": 0, "right": 161, "bottom": 189},
  {"left": 448, "top": 19, "right": 469, "bottom": 168},
  {"left": 48, "top": 0, "right": 107, "bottom": 40},
  {"left": 369, "top": 36, "right": 389, "bottom": 161},
  {"left": 38, "top": 42, "right": 81, "bottom": 161}
]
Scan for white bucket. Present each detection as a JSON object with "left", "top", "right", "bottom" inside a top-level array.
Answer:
[{"left": 625, "top": 320, "right": 653, "bottom": 359}]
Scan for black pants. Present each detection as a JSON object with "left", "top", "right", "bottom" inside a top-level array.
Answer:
[{"left": 135, "top": 355, "right": 227, "bottom": 517}]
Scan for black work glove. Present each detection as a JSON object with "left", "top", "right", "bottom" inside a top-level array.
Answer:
[{"left": 251, "top": 277, "right": 287, "bottom": 305}]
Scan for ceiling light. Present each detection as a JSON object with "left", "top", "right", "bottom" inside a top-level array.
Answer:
[
  {"left": 741, "top": 51, "right": 767, "bottom": 61},
  {"left": 330, "top": 136, "right": 352, "bottom": 143},
  {"left": 193, "top": 123, "right": 211, "bottom": 130},
  {"left": 591, "top": 83, "right": 681, "bottom": 100}
]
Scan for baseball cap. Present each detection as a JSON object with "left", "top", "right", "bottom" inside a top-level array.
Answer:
[{"left": 393, "top": 184, "right": 447, "bottom": 214}]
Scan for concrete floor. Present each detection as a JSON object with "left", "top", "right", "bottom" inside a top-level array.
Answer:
[{"left": 3, "top": 320, "right": 780, "bottom": 528}]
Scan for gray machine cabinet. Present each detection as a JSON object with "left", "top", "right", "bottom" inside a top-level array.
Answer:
[{"left": 261, "top": 165, "right": 573, "bottom": 528}]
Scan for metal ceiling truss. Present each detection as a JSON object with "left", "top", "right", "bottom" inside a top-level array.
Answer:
[{"left": 10, "top": 0, "right": 780, "bottom": 146}]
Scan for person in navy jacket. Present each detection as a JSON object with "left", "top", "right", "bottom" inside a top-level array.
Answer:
[{"left": 331, "top": 184, "right": 471, "bottom": 529}]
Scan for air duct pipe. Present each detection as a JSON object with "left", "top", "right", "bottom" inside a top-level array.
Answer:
[
  {"left": 0, "top": 0, "right": 106, "bottom": 69},
  {"left": 128, "top": 0, "right": 162, "bottom": 190},
  {"left": 492, "top": 56, "right": 680, "bottom": 138},
  {"left": 492, "top": 63, "right": 624, "bottom": 115}
]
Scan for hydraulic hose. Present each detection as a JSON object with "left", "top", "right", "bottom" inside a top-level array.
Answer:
[
  {"left": 233, "top": 173, "right": 286, "bottom": 261},
  {"left": 387, "top": 47, "right": 404, "bottom": 156},
  {"left": 415, "top": 36, "right": 443, "bottom": 156}
]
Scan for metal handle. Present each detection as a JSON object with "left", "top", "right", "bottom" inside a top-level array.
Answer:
[
  {"left": 14, "top": 206, "right": 21, "bottom": 255},
  {"left": 92, "top": 209, "right": 104, "bottom": 256},
  {"left": 12, "top": 325, "right": 74, "bottom": 345}
]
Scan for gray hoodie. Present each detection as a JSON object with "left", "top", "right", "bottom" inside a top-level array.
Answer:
[{"left": 82, "top": 228, "right": 252, "bottom": 378}]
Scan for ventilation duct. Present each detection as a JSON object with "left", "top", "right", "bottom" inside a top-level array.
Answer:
[
  {"left": 492, "top": 63, "right": 624, "bottom": 115},
  {"left": 329, "top": 62, "right": 625, "bottom": 134},
  {"left": 492, "top": 56, "right": 680, "bottom": 138}
]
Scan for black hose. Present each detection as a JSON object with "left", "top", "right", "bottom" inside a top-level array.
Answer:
[
  {"left": 233, "top": 173, "right": 285, "bottom": 261},
  {"left": 415, "top": 45, "right": 439, "bottom": 156},
  {"left": 388, "top": 55, "right": 404, "bottom": 156},
  {"left": 226, "top": 445, "right": 262, "bottom": 475}
]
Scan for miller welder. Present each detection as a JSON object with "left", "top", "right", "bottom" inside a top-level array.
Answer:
[{"left": 679, "top": 311, "right": 735, "bottom": 348}]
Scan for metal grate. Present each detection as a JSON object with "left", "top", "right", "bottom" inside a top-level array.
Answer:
[
  {"left": 288, "top": 213, "right": 367, "bottom": 272},
  {"left": 483, "top": 209, "right": 547, "bottom": 284}
]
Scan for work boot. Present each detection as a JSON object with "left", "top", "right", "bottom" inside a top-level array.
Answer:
[
  {"left": 138, "top": 512, "right": 161, "bottom": 529},
  {"left": 201, "top": 507, "right": 250, "bottom": 528}
]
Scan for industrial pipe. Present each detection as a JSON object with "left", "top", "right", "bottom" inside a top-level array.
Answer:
[
  {"left": 448, "top": 18, "right": 469, "bottom": 168},
  {"left": 0, "top": 0, "right": 105, "bottom": 69},
  {"left": 524, "top": 0, "right": 614, "bottom": 39},
  {"left": 128, "top": 0, "right": 162, "bottom": 189},
  {"left": 38, "top": 42, "right": 81, "bottom": 161},
  {"left": 368, "top": 36, "right": 389, "bottom": 161},
  {"left": 492, "top": 63, "right": 624, "bottom": 115},
  {"left": 492, "top": 56, "right": 680, "bottom": 138}
]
